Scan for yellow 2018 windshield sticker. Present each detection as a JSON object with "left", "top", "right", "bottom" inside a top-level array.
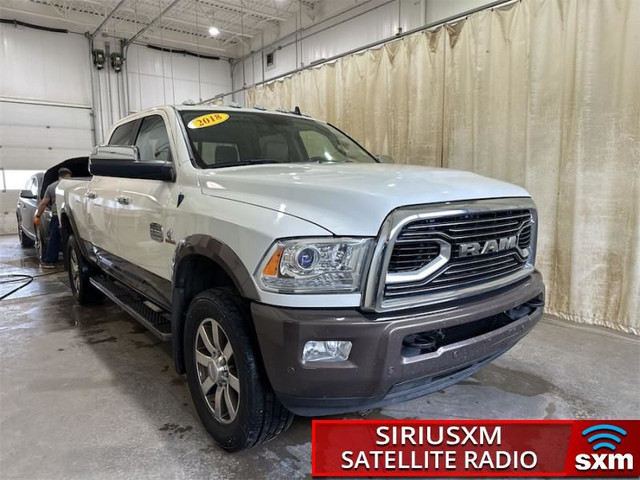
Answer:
[{"left": 187, "top": 112, "right": 229, "bottom": 129}]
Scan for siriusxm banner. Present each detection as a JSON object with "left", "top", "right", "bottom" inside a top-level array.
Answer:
[{"left": 312, "top": 420, "right": 639, "bottom": 477}]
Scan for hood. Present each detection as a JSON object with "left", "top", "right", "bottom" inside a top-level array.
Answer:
[{"left": 198, "top": 163, "right": 530, "bottom": 236}]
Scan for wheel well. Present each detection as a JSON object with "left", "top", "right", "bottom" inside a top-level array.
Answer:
[
  {"left": 174, "top": 254, "right": 237, "bottom": 307},
  {"left": 172, "top": 254, "right": 243, "bottom": 373},
  {"left": 60, "top": 212, "right": 72, "bottom": 233},
  {"left": 59, "top": 213, "right": 72, "bottom": 256}
]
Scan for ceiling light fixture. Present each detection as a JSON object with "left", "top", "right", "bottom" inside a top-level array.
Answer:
[{"left": 208, "top": 26, "right": 220, "bottom": 36}]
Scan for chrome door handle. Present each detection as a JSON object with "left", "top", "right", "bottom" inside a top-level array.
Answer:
[
  {"left": 116, "top": 195, "right": 131, "bottom": 205},
  {"left": 85, "top": 192, "right": 96, "bottom": 199}
]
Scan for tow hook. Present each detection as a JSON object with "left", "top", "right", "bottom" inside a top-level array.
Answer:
[
  {"left": 506, "top": 296, "right": 545, "bottom": 320},
  {"left": 403, "top": 330, "right": 445, "bottom": 352}
]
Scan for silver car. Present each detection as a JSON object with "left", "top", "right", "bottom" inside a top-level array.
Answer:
[
  {"left": 16, "top": 157, "right": 90, "bottom": 261},
  {"left": 16, "top": 172, "right": 51, "bottom": 260}
]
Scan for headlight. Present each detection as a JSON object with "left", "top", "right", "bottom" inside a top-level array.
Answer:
[{"left": 256, "top": 238, "right": 373, "bottom": 293}]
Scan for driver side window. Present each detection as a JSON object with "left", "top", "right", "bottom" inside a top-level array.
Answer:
[{"left": 135, "top": 115, "right": 172, "bottom": 162}]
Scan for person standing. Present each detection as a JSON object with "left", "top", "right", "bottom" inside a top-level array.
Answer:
[{"left": 35, "top": 167, "right": 71, "bottom": 269}]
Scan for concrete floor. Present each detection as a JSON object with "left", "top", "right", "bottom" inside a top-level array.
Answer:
[{"left": 0, "top": 234, "right": 638, "bottom": 480}]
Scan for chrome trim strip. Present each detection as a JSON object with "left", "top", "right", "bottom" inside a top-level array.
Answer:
[{"left": 361, "top": 197, "right": 538, "bottom": 313}]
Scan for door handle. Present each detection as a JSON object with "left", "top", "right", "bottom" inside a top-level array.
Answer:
[
  {"left": 116, "top": 195, "right": 131, "bottom": 205},
  {"left": 85, "top": 192, "right": 96, "bottom": 199}
]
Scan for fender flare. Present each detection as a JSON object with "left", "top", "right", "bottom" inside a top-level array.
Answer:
[
  {"left": 171, "top": 234, "right": 259, "bottom": 300},
  {"left": 170, "top": 234, "right": 260, "bottom": 373}
]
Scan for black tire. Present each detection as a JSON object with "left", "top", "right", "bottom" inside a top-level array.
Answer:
[
  {"left": 18, "top": 222, "right": 34, "bottom": 247},
  {"left": 184, "top": 288, "right": 294, "bottom": 452},
  {"left": 66, "top": 235, "right": 103, "bottom": 305}
]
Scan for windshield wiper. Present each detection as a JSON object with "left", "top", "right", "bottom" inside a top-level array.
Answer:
[
  {"left": 306, "top": 156, "right": 354, "bottom": 164},
  {"left": 216, "top": 158, "right": 290, "bottom": 168}
]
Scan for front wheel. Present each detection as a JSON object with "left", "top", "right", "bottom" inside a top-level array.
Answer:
[
  {"left": 18, "top": 222, "right": 34, "bottom": 247},
  {"left": 184, "top": 288, "right": 294, "bottom": 451}
]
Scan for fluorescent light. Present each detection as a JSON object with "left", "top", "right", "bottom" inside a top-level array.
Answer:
[{"left": 208, "top": 26, "right": 220, "bottom": 36}]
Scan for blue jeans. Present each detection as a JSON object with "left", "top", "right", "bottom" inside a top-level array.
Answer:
[{"left": 44, "top": 215, "right": 61, "bottom": 263}]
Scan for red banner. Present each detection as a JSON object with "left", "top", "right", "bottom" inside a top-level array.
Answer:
[{"left": 312, "top": 420, "right": 639, "bottom": 477}]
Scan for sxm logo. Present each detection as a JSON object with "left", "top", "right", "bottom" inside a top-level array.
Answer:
[{"left": 575, "top": 424, "right": 633, "bottom": 471}]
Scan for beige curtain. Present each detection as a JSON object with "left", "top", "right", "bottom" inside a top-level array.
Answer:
[{"left": 247, "top": 0, "right": 640, "bottom": 335}]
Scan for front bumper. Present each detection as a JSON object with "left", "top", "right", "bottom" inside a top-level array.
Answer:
[{"left": 252, "top": 271, "right": 545, "bottom": 416}]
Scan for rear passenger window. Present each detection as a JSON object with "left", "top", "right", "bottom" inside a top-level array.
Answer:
[
  {"left": 108, "top": 120, "right": 138, "bottom": 145},
  {"left": 135, "top": 115, "right": 172, "bottom": 162}
]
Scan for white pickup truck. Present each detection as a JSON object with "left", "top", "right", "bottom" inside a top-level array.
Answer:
[{"left": 57, "top": 105, "right": 545, "bottom": 451}]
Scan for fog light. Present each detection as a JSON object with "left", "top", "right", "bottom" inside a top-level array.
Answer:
[{"left": 302, "top": 340, "right": 352, "bottom": 363}]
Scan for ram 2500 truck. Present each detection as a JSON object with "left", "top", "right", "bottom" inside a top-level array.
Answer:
[{"left": 57, "top": 106, "right": 545, "bottom": 451}]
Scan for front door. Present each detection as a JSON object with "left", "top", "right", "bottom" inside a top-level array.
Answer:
[{"left": 114, "top": 114, "right": 179, "bottom": 284}]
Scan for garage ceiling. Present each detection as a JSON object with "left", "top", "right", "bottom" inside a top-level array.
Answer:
[{"left": 0, "top": 0, "right": 318, "bottom": 56}]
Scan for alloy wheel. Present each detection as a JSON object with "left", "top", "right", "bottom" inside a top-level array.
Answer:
[{"left": 194, "top": 318, "right": 240, "bottom": 424}]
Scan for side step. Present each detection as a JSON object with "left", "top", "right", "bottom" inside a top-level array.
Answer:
[{"left": 90, "top": 276, "right": 172, "bottom": 341}]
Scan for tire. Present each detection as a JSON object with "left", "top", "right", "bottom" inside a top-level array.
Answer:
[
  {"left": 184, "top": 288, "right": 294, "bottom": 451},
  {"left": 18, "top": 222, "right": 34, "bottom": 247},
  {"left": 66, "top": 235, "right": 104, "bottom": 305}
]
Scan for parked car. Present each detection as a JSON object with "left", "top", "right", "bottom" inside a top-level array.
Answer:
[
  {"left": 57, "top": 106, "right": 545, "bottom": 452},
  {"left": 16, "top": 171, "right": 44, "bottom": 250},
  {"left": 16, "top": 157, "right": 90, "bottom": 261}
]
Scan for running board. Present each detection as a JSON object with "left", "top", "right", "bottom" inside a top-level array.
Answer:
[{"left": 90, "top": 276, "right": 172, "bottom": 341}]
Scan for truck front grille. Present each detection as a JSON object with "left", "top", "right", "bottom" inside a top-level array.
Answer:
[
  {"left": 386, "top": 250, "right": 525, "bottom": 298},
  {"left": 362, "top": 199, "right": 538, "bottom": 312},
  {"left": 384, "top": 209, "right": 533, "bottom": 300}
]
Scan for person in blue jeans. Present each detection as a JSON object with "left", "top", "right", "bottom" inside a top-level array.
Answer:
[{"left": 35, "top": 168, "right": 71, "bottom": 269}]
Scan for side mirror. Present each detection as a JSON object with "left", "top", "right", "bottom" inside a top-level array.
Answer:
[
  {"left": 19, "top": 190, "right": 37, "bottom": 199},
  {"left": 89, "top": 145, "right": 175, "bottom": 182},
  {"left": 375, "top": 154, "right": 394, "bottom": 164}
]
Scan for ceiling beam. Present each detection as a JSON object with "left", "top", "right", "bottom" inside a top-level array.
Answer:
[
  {"left": 90, "top": 0, "right": 127, "bottom": 40},
  {"left": 160, "top": 15, "right": 254, "bottom": 38},
  {"left": 0, "top": 4, "right": 230, "bottom": 55},
  {"left": 124, "top": 0, "right": 182, "bottom": 47},
  {"left": 197, "top": 0, "right": 286, "bottom": 22}
]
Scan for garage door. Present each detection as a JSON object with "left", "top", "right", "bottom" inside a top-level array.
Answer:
[{"left": 0, "top": 100, "right": 93, "bottom": 234}]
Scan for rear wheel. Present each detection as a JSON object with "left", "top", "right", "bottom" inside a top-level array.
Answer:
[
  {"left": 184, "top": 288, "right": 294, "bottom": 451},
  {"left": 18, "top": 222, "right": 34, "bottom": 247},
  {"left": 66, "top": 235, "right": 103, "bottom": 305}
]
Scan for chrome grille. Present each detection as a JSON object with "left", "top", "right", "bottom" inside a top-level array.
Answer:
[
  {"left": 397, "top": 210, "right": 532, "bottom": 255},
  {"left": 385, "top": 209, "right": 533, "bottom": 300},
  {"left": 362, "top": 199, "right": 538, "bottom": 312},
  {"left": 385, "top": 250, "right": 524, "bottom": 298}
]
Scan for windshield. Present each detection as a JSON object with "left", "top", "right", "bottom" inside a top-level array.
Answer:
[{"left": 179, "top": 110, "right": 377, "bottom": 168}]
